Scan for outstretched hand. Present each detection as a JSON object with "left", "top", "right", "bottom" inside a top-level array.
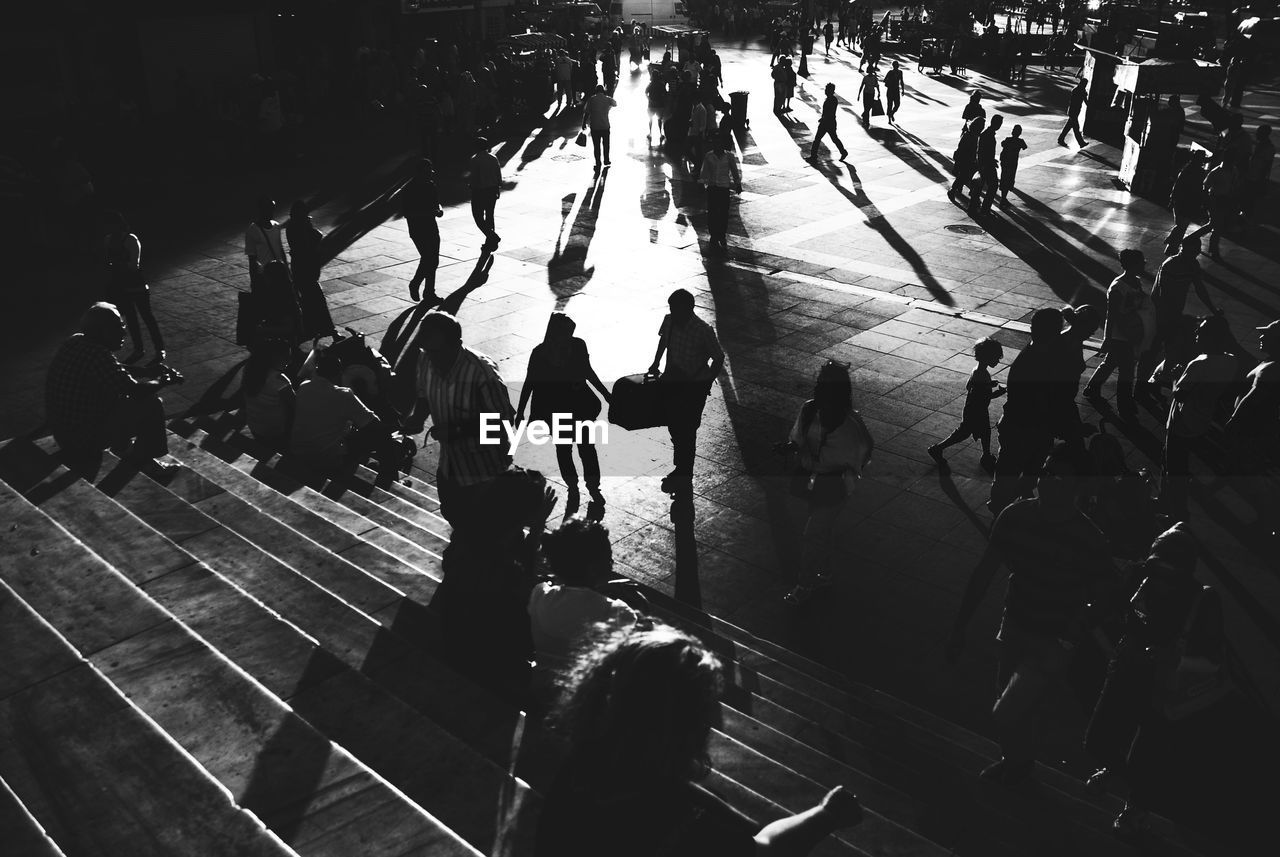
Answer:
[{"left": 820, "top": 786, "right": 863, "bottom": 828}]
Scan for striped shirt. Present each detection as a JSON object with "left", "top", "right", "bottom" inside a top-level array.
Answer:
[
  {"left": 45, "top": 334, "right": 138, "bottom": 445},
  {"left": 416, "top": 345, "right": 513, "bottom": 486},
  {"left": 990, "top": 499, "right": 1113, "bottom": 639}
]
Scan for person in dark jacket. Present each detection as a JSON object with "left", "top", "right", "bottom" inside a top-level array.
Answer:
[
  {"left": 970, "top": 114, "right": 1003, "bottom": 213},
  {"left": 1083, "top": 523, "right": 1229, "bottom": 839},
  {"left": 1059, "top": 78, "right": 1088, "bottom": 147},
  {"left": 807, "top": 82, "right": 848, "bottom": 161},
  {"left": 285, "top": 200, "right": 336, "bottom": 341},
  {"left": 402, "top": 159, "right": 444, "bottom": 303},
  {"left": 950, "top": 116, "right": 984, "bottom": 201}
]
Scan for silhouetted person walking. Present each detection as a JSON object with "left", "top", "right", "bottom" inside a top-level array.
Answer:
[
  {"left": 808, "top": 82, "right": 848, "bottom": 161},
  {"left": 999, "top": 125, "right": 1027, "bottom": 202},
  {"left": 857, "top": 68, "right": 880, "bottom": 126},
  {"left": 286, "top": 200, "right": 336, "bottom": 340},
  {"left": 950, "top": 442, "right": 1115, "bottom": 786},
  {"left": 929, "top": 337, "right": 1005, "bottom": 473},
  {"left": 1136, "top": 239, "right": 1222, "bottom": 398},
  {"left": 401, "top": 159, "right": 444, "bottom": 303},
  {"left": 884, "top": 61, "right": 904, "bottom": 123},
  {"left": 649, "top": 289, "right": 724, "bottom": 495},
  {"left": 950, "top": 116, "right": 984, "bottom": 201},
  {"left": 1084, "top": 249, "right": 1148, "bottom": 417},
  {"left": 469, "top": 137, "right": 502, "bottom": 249},
  {"left": 699, "top": 133, "right": 741, "bottom": 251},
  {"left": 515, "top": 312, "right": 612, "bottom": 516},
  {"left": 970, "top": 114, "right": 1003, "bottom": 213},
  {"left": 103, "top": 212, "right": 165, "bottom": 364},
  {"left": 583, "top": 85, "right": 617, "bottom": 171},
  {"left": 1058, "top": 79, "right": 1087, "bottom": 147}
]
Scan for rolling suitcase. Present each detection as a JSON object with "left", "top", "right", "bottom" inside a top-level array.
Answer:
[{"left": 609, "top": 373, "right": 666, "bottom": 430}]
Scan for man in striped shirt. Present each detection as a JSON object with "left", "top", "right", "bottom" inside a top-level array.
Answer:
[
  {"left": 948, "top": 442, "right": 1117, "bottom": 786},
  {"left": 405, "top": 310, "right": 514, "bottom": 527}
]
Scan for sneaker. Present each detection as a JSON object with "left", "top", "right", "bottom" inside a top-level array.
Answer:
[
  {"left": 783, "top": 585, "right": 815, "bottom": 606},
  {"left": 927, "top": 444, "right": 949, "bottom": 471},
  {"left": 587, "top": 485, "right": 605, "bottom": 505}
]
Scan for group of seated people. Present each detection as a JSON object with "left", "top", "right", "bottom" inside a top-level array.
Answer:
[{"left": 241, "top": 332, "right": 412, "bottom": 477}]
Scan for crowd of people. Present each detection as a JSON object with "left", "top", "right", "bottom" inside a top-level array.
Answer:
[{"left": 36, "top": 10, "right": 1275, "bottom": 853}]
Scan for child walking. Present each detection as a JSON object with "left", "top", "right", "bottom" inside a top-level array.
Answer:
[
  {"left": 928, "top": 337, "right": 1005, "bottom": 474},
  {"left": 999, "top": 124, "right": 1028, "bottom": 203}
]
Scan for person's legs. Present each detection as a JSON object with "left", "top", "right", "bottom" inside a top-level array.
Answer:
[
  {"left": 470, "top": 193, "right": 487, "bottom": 238},
  {"left": 592, "top": 129, "right": 603, "bottom": 167},
  {"left": 809, "top": 126, "right": 827, "bottom": 157},
  {"left": 980, "top": 166, "right": 999, "bottom": 210},
  {"left": 555, "top": 441, "right": 580, "bottom": 491},
  {"left": 797, "top": 500, "right": 842, "bottom": 587},
  {"left": 887, "top": 91, "right": 900, "bottom": 121},
  {"left": 1114, "top": 344, "right": 1136, "bottom": 412},
  {"left": 707, "top": 186, "right": 729, "bottom": 244},
  {"left": 950, "top": 166, "right": 974, "bottom": 197},
  {"left": 1084, "top": 348, "right": 1119, "bottom": 395},
  {"left": 407, "top": 222, "right": 439, "bottom": 299},
  {"left": 578, "top": 438, "right": 601, "bottom": 495},
  {"left": 482, "top": 191, "right": 498, "bottom": 241},
  {"left": 829, "top": 128, "right": 847, "bottom": 158},
  {"left": 108, "top": 392, "right": 168, "bottom": 459},
  {"left": 114, "top": 294, "right": 144, "bottom": 355},
  {"left": 131, "top": 292, "right": 165, "bottom": 354}
]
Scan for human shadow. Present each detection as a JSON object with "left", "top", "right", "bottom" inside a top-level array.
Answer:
[
  {"left": 1200, "top": 264, "right": 1280, "bottom": 320},
  {"left": 671, "top": 493, "right": 702, "bottom": 608},
  {"left": 316, "top": 158, "right": 417, "bottom": 267},
  {"left": 181, "top": 358, "right": 250, "bottom": 420},
  {"left": 378, "top": 249, "right": 496, "bottom": 375},
  {"left": 811, "top": 160, "right": 956, "bottom": 306},
  {"left": 547, "top": 173, "right": 608, "bottom": 309}
]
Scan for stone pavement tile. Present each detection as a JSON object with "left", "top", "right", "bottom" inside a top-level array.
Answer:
[
  {"left": 890, "top": 339, "right": 964, "bottom": 366},
  {"left": 844, "top": 329, "right": 911, "bottom": 353}
]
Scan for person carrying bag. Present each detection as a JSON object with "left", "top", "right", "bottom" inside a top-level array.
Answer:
[{"left": 777, "top": 361, "right": 873, "bottom": 605}]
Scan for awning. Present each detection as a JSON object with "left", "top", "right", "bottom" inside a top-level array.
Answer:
[
  {"left": 652, "top": 25, "right": 710, "bottom": 38},
  {"left": 502, "top": 32, "right": 568, "bottom": 51},
  {"left": 1112, "top": 57, "right": 1225, "bottom": 96}
]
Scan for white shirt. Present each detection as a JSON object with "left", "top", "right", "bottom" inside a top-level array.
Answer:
[
  {"left": 699, "top": 149, "right": 741, "bottom": 188},
  {"left": 245, "top": 221, "right": 285, "bottom": 265},
  {"left": 528, "top": 581, "right": 638, "bottom": 666}
]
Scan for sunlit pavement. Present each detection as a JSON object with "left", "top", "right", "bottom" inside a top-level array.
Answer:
[{"left": 5, "top": 30, "right": 1279, "bottom": 774}]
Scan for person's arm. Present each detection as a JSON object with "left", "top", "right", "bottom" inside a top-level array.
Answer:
[
  {"left": 583, "top": 352, "right": 612, "bottom": 402},
  {"left": 403, "top": 349, "right": 431, "bottom": 435},
  {"left": 1190, "top": 268, "right": 1221, "bottom": 315},
  {"left": 649, "top": 318, "right": 669, "bottom": 374},
  {"left": 946, "top": 535, "right": 1005, "bottom": 660},
  {"left": 731, "top": 153, "right": 742, "bottom": 191},
  {"left": 703, "top": 327, "right": 726, "bottom": 384},
  {"left": 515, "top": 357, "right": 537, "bottom": 422},
  {"left": 753, "top": 786, "right": 862, "bottom": 857}
]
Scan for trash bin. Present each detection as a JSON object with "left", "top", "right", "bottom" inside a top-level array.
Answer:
[{"left": 730, "top": 90, "right": 749, "bottom": 132}]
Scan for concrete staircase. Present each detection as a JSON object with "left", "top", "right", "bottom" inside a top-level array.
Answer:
[{"left": 0, "top": 417, "right": 1230, "bottom": 857}]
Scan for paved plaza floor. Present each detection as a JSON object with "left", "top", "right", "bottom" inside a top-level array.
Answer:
[{"left": 4, "top": 26, "right": 1278, "bottom": 793}]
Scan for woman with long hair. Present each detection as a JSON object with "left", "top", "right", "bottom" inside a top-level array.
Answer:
[
  {"left": 286, "top": 199, "right": 337, "bottom": 340},
  {"left": 536, "top": 623, "right": 864, "bottom": 856},
  {"left": 515, "top": 312, "right": 612, "bottom": 515},
  {"left": 779, "top": 361, "right": 874, "bottom": 606}
]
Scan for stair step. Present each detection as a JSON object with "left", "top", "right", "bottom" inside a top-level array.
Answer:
[
  {"left": 0, "top": 483, "right": 480, "bottom": 857},
  {"left": 701, "top": 771, "right": 866, "bottom": 857},
  {"left": 167, "top": 428, "right": 445, "bottom": 587},
  {"left": 0, "top": 573, "right": 297, "bottom": 857},
  {"left": 0, "top": 775, "right": 66, "bottom": 857},
  {"left": 22, "top": 439, "right": 524, "bottom": 768},
  {"left": 5, "top": 440, "right": 541, "bottom": 854},
  {"left": 722, "top": 683, "right": 1129, "bottom": 857},
  {"left": 708, "top": 729, "right": 950, "bottom": 857}
]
